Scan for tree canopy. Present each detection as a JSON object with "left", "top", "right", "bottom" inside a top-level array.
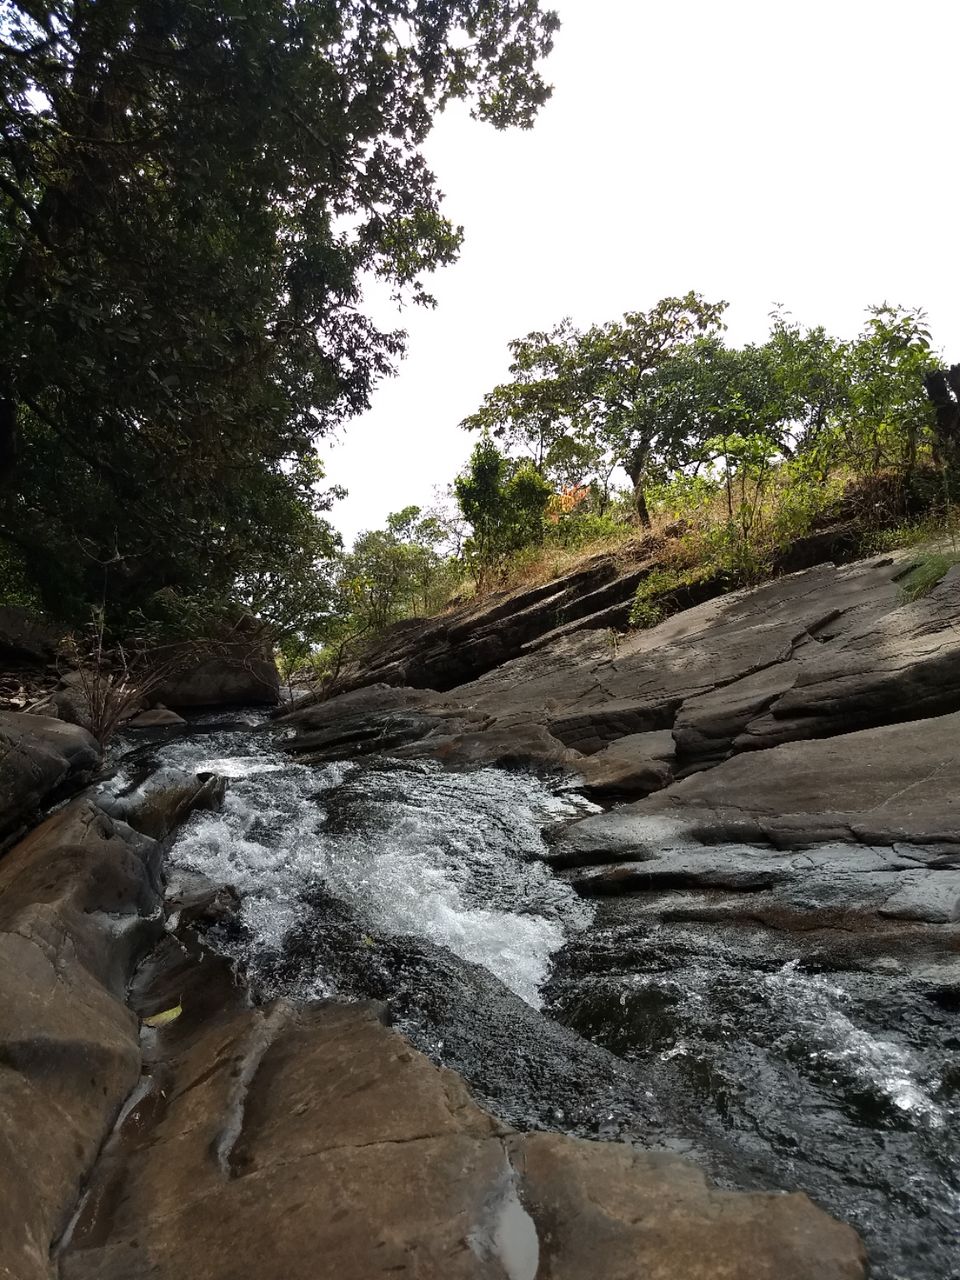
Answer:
[{"left": 0, "top": 0, "right": 558, "bottom": 623}]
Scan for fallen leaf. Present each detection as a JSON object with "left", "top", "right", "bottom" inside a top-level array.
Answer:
[{"left": 143, "top": 1003, "right": 182, "bottom": 1028}]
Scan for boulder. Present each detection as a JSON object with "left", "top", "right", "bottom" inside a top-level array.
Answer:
[
  {"left": 95, "top": 767, "right": 227, "bottom": 840},
  {"left": 0, "top": 711, "right": 100, "bottom": 846},
  {"left": 574, "top": 729, "right": 675, "bottom": 798},
  {"left": 274, "top": 682, "right": 442, "bottom": 729},
  {"left": 49, "top": 669, "right": 144, "bottom": 733},
  {"left": 0, "top": 605, "right": 61, "bottom": 662},
  {"left": 153, "top": 644, "right": 280, "bottom": 708},
  {"left": 395, "top": 720, "right": 581, "bottom": 773},
  {"left": 125, "top": 706, "right": 187, "bottom": 729}
]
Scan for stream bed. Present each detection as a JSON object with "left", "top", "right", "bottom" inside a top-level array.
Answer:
[{"left": 105, "top": 720, "right": 959, "bottom": 1280}]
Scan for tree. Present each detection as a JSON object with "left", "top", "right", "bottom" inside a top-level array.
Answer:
[
  {"left": 0, "top": 0, "right": 559, "bottom": 620},
  {"left": 454, "top": 435, "right": 551, "bottom": 581},
  {"left": 574, "top": 293, "right": 728, "bottom": 526},
  {"left": 339, "top": 505, "right": 457, "bottom": 631},
  {"left": 842, "top": 305, "right": 937, "bottom": 477},
  {"left": 763, "top": 310, "right": 852, "bottom": 459},
  {"left": 461, "top": 320, "right": 583, "bottom": 478}
]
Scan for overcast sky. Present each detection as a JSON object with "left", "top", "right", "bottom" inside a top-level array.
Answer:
[{"left": 327, "top": 0, "right": 960, "bottom": 543}]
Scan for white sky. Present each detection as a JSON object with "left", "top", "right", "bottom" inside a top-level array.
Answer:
[{"left": 327, "top": 0, "right": 960, "bottom": 542}]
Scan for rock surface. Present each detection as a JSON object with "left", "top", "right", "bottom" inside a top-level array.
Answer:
[
  {"left": 153, "top": 629, "right": 280, "bottom": 708},
  {"left": 320, "top": 520, "right": 878, "bottom": 699},
  {"left": 552, "top": 709, "right": 960, "bottom": 859},
  {"left": 123, "top": 705, "right": 187, "bottom": 729},
  {"left": 8, "top": 543, "right": 960, "bottom": 1280},
  {"left": 0, "top": 801, "right": 162, "bottom": 1280},
  {"left": 284, "top": 549, "right": 960, "bottom": 791},
  {"left": 61, "top": 998, "right": 866, "bottom": 1280},
  {"left": 0, "top": 710, "right": 100, "bottom": 846},
  {"left": 0, "top": 605, "right": 61, "bottom": 662}
]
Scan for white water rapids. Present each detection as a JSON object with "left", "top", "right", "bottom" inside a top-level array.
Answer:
[{"left": 109, "top": 725, "right": 598, "bottom": 1007}]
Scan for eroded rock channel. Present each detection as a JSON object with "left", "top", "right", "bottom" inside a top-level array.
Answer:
[{"left": 3, "top": 549, "right": 959, "bottom": 1280}]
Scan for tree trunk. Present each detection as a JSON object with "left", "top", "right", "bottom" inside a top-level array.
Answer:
[
  {"left": 624, "top": 447, "right": 652, "bottom": 529},
  {"left": 633, "top": 482, "right": 651, "bottom": 528}
]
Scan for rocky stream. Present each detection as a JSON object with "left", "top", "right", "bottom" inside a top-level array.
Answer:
[
  {"left": 2, "top": 545, "right": 959, "bottom": 1279},
  {"left": 92, "top": 711, "right": 957, "bottom": 1280}
]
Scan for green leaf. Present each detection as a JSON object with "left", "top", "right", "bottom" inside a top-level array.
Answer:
[{"left": 143, "top": 1004, "right": 183, "bottom": 1028}]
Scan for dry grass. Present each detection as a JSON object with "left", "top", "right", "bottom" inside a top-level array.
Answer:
[
  {"left": 460, "top": 465, "right": 959, "bottom": 611},
  {"left": 470, "top": 521, "right": 675, "bottom": 602}
]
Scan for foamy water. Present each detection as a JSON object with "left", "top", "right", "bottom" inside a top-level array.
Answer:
[{"left": 111, "top": 728, "right": 596, "bottom": 1007}]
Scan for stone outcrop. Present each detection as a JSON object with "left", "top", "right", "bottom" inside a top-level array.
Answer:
[
  {"left": 124, "top": 706, "right": 186, "bottom": 728},
  {"left": 283, "top": 548, "right": 960, "bottom": 790},
  {"left": 551, "top": 709, "right": 960, "bottom": 860},
  {"left": 0, "top": 711, "right": 100, "bottom": 847},
  {"left": 7, "top": 542, "right": 959, "bottom": 1280},
  {"left": 153, "top": 647, "right": 280, "bottom": 708},
  {"left": 323, "top": 543, "right": 661, "bottom": 694},
  {"left": 0, "top": 605, "right": 61, "bottom": 663},
  {"left": 95, "top": 767, "right": 227, "bottom": 840},
  {"left": 317, "top": 521, "right": 885, "bottom": 700}
]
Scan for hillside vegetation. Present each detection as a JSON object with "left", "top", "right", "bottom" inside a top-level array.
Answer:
[{"left": 286, "top": 297, "right": 960, "bottom": 687}]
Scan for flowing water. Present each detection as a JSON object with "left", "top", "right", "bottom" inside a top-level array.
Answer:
[{"left": 106, "top": 721, "right": 960, "bottom": 1280}]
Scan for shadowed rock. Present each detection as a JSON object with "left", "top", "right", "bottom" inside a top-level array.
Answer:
[{"left": 0, "top": 711, "right": 100, "bottom": 847}]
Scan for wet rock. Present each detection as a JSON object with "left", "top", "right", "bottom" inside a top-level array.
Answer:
[
  {"left": 125, "top": 706, "right": 186, "bottom": 729},
  {"left": 256, "top": 895, "right": 662, "bottom": 1141},
  {"left": 282, "top": 706, "right": 479, "bottom": 760},
  {"left": 0, "top": 800, "right": 162, "bottom": 1280},
  {"left": 60, "top": 999, "right": 866, "bottom": 1280},
  {"left": 166, "top": 871, "right": 241, "bottom": 929},
  {"left": 395, "top": 720, "right": 581, "bottom": 773},
  {"left": 273, "top": 681, "right": 441, "bottom": 729},
  {"left": 0, "top": 710, "right": 100, "bottom": 846},
  {"left": 277, "top": 685, "right": 578, "bottom": 774},
  {"left": 543, "top": 906, "right": 959, "bottom": 1277},
  {"left": 96, "top": 768, "right": 227, "bottom": 841}
]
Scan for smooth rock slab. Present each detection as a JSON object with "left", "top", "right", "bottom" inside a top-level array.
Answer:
[
  {"left": 574, "top": 729, "right": 675, "bottom": 798},
  {"left": 554, "top": 710, "right": 960, "bottom": 862},
  {"left": 61, "top": 1001, "right": 866, "bottom": 1280}
]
